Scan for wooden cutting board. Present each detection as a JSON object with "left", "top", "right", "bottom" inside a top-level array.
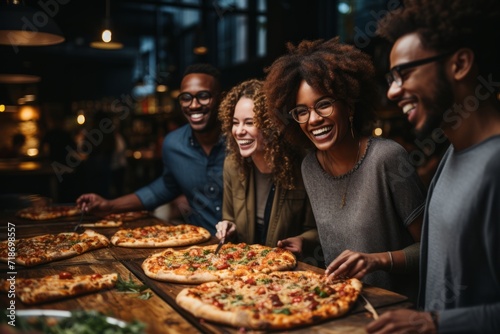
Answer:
[
  {"left": 123, "top": 259, "right": 410, "bottom": 334},
  {"left": 0, "top": 261, "right": 200, "bottom": 334}
]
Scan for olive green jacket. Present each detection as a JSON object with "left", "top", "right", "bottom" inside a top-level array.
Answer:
[{"left": 222, "top": 158, "right": 319, "bottom": 258}]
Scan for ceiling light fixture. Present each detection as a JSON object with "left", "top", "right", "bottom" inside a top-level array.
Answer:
[
  {"left": 0, "top": 0, "right": 65, "bottom": 46},
  {"left": 90, "top": 0, "right": 123, "bottom": 50}
]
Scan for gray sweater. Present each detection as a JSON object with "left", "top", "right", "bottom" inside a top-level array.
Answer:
[
  {"left": 302, "top": 137, "right": 426, "bottom": 300},
  {"left": 421, "top": 135, "right": 500, "bottom": 333}
]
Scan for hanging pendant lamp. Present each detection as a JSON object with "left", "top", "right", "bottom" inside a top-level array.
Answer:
[
  {"left": 0, "top": 0, "right": 65, "bottom": 46},
  {"left": 90, "top": 0, "right": 123, "bottom": 50}
]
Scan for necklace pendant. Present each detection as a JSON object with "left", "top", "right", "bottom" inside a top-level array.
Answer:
[{"left": 340, "top": 194, "right": 346, "bottom": 208}]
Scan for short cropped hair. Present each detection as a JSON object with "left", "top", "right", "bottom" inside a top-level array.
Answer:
[
  {"left": 183, "top": 63, "right": 221, "bottom": 82},
  {"left": 377, "top": 0, "right": 500, "bottom": 83}
]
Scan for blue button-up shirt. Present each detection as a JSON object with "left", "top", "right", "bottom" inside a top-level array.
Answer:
[{"left": 135, "top": 124, "right": 225, "bottom": 235}]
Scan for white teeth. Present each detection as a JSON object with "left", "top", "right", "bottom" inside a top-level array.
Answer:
[
  {"left": 190, "top": 113, "right": 204, "bottom": 119},
  {"left": 238, "top": 140, "right": 253, "bottom": 145},
  {"left": 312, "top": 126, "right": 332, "bottom": 136},
  {"left": 402, "top": 104, "right": 415, "bottom": 114}
]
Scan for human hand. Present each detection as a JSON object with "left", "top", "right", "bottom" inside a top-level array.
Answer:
[
  {"left": 215, "top": 220, "right": 236, "bottom": 240},
  {"left": 365, "top": 309, "right": 437, "bottom": 334},
  {"left": 277, "top": 237, "right": 303, "bottom": 257},
  {"left": 76, "top": 193, "right": 112, "bottom": 216},
  {"left": 325, "top": 249, "right": 386, "bottom": 280}
]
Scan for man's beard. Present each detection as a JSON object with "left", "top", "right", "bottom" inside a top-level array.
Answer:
[{"left": 414, "top": 67, "right": 454, "bottom": 140}]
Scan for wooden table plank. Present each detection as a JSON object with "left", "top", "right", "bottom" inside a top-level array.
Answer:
[
  {"left": 0, "top": 261, "right": 201, "bottom": 334},
  {"left": 123, "top": 258, "right": 411, "bottom": 334}
]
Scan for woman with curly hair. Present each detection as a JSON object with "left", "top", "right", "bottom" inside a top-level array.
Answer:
[
  {"left": 264, "top": 37, "right": 426, "bottom": 301},
  {"left": 215, "top": 79, "right": 319, "bottom": 259}
]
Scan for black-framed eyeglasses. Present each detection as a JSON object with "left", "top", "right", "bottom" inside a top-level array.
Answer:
[
  {"left": 177, "top": 91, "right": 212, "bottom": 107},
  {"left": 289, "top": 98, "right": 338, "bottom": 124},
  {"left": 385, "top": 51, "right": 454, "bottom": 87}
]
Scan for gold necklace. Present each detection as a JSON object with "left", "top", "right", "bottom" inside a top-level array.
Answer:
[
  {"left": 320, "top": 139, "right": 362, "bottom": 208},
  {"left": 340, "top": 138, "right": 361, "bottom": 208}
]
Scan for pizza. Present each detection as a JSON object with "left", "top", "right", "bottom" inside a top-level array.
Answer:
[
  {"left": 16, "top": 206, "right": 80, "bottom": 220},
  {"left": 110, "top": 224, "right": 211, "bottom": 248},
  {"left": 142, "top": 242, "right": 297, "bottom": 283},
  {"left": 0, "top": 230, "right": 110, "bottom": 267},
  {"left": 80, "top": 218, "right": 123, "bottom": 228},
  {"left": 104, "top": 211, "right": 149, "bottom": 222},
  {"left": 0, "top": 271, "right": 118, "bottom": 304},
  {"left": 176, "top": 271, "right": 362, "bottom": 330}
]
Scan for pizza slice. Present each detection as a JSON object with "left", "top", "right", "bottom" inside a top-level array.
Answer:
[
  {"left": 176, "top": 271, "right": 362, "bottom": 330},
  {"left": 110, "top": 224, "right": 211, "bottom": 248},
  {"left": 16, "top": 206, "right": 81, "bottom": 220},
  {"left": 80, "top": 218, "right": 123, "bottom": 228},
  {"left": 0, "top": 230, "right": 110, "bottom": 267},
  {"left": 142, "top": 242, "right": 297, "bottom": 283},
  {"left": 105, "top": 211, "right": 149, "bottom": 222},
  {"left": 0, "top": 272, "right": 118, "bottom": 304}
]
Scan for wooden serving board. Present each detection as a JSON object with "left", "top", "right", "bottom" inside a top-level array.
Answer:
[
  {"left": 123, "top": 259, "right": 410, "bottom": 334},
  {"left": 0, "top": 261, "right": 200, "bottom": 334}
]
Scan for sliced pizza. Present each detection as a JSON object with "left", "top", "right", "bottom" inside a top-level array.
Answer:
[
  {"left": 16, "top": 206, "right": 80, "bottom": 220},
  {"left": 110, "top": 224, "right": 211, "bottom": 248},
  {"left": 0, "top": 230, "right": 110, "bottom": 267},
  {"left": 142, "top": 242, "right": 297, "bottom": 283},
  {"left": 176, "top": 271, "right": 362, "bottom": 330},
  {"left": 104, "top": 211, "right": 149, "bottom": 222},
  {"left": 0, "top": 272, "right": 118, "bottom": 304}
]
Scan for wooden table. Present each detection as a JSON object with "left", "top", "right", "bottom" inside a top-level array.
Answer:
[{"left": 0, "top": 210, "right": 412, "bottom": 333}]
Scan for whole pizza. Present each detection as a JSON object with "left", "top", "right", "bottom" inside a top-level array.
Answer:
[
  {"left": 0, "top": 272, "right": 118, "bottom": 304},
  {"left": 110, "top": 224, "right": 211, "bottom": 248},
  {"left": 176, "top": 271, "right": 362, "bottom": 330},
  {"left": 0, "top": 230, "right": 110, "bottom": 266},
  {"left": 16, "top": 206, "right": 80, "bottom": 220},
  {"left": 142, "top": 242, "right": 296, "bottom": 283}
]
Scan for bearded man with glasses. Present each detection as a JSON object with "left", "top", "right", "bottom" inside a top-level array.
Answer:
[
  {"left": 77, "top": 64, "right": 226, "bottom": 235},
  {"left": 264, "top": 37, "right": 426, "bottom": 302},
  {"left": 368, "top": 0, "right": 500, "bottom": 333}
]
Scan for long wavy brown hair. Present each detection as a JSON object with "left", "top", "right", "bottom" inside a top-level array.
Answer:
[
  {"left": 219, "top": 79, "right": 300, "bottom": 190},
  {"left": 263, "top": 37, "right": 377, "bottom": 150}
]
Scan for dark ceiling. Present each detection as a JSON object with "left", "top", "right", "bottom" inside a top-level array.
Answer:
[{"left": 1, "top": 0, "right": 216, "bottom": 105}]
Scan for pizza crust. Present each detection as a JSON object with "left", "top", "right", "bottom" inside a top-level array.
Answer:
[
  {"left": 142, "top": 243, "right": 297, "bottom": 283},
  {"left": 176, "top": 271, "right": 362, "bottom": 330},
  {"left": 0, "top": 230, "right": 110, "bottom": 267},
  {"left": 0, "top": 273, "right": 118, "bottom": 304},
  {"left": 110, "top": 224, "right": 211, "bottom": 248}
]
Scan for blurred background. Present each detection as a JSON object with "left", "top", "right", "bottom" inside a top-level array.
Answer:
[{"left": 0, "top": 0, "right": 447, "bottom": 204}]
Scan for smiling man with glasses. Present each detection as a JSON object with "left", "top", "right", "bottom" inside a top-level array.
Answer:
[
  {"left": 78, "top": 64, "right": 226, "bottom": 235},
  {"left": 370, "top": 0, "right": 500, "bottom": 333}
]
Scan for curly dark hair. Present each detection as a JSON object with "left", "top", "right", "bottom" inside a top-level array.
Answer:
[
  {"left": 376, "top": 0, "right": 500, "bottom": 82},
  {"left": 219, "top": 79, "right": 301, "bottom": 190},
  {"left": 263, "top": 37, "right": 377, "bottom": 150}
]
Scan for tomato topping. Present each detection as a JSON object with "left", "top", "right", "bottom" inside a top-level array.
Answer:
[
  {"left": 216, "top": 262, "right": 230, "bottom": 270},
  {"left": 212, "top": 299, "right": 224, "bottom": 309},
  {"left": 269, "top": 294, "right": 283, "bottom": 307},
  {"left": 246, "top": 251, "right": 256, "bottom": 258},
  {"left": 58, "top": 271, "right": 73, "bottom": 279},
  {"left": 91, "top": 273, "right": 103, "bottom": 279},
  {"left": 245, "top": 278, "right": 256, "bottom": 285},
  {"left": 292, "top": 296, "right": 303, "bottom": 303}
]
